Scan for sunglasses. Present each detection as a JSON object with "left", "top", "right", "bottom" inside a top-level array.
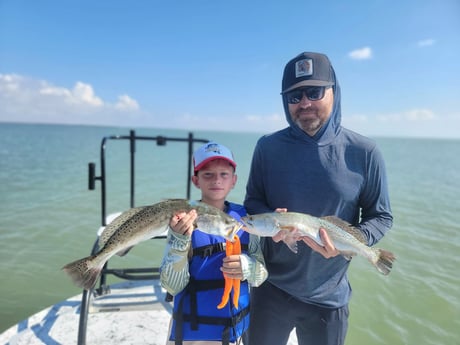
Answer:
[{"left": 285, "top": 86, "right": 330, "bottom": 104}]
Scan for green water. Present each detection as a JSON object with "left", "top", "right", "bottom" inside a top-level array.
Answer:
[{"left": 1, "top": 123, "right": 459, "bottom": 344}]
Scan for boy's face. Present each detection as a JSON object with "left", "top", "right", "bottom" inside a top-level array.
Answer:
[{"left": 192, "top": 159, "right": 237, "bottom": 203}]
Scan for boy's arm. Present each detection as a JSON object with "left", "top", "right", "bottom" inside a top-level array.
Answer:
[
  {"left": 159, "top": 230, "right": 192, "bottom": 295},
  {"left": 240, "top": 234, "right": 268, "bottom": 287}
]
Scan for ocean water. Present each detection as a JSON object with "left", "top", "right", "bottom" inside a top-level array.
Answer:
[{"left": 0, "top": 122, "right": 459, "bottom": 345}]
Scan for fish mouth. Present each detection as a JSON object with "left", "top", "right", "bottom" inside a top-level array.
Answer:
[
  {"left": 239, "top": 218, "right": 255, "bottom": 234},
  {"left": 226, "top": 224, "right": 243, "bottom": 241},
  {"left": 240, "top": 216, "right": 252, "bottom": 226}
]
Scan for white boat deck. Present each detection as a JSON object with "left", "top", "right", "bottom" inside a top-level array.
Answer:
[
  {"left": 0, "top": 279, "right": 298, "bottom": 345},
  {"left": 0, "top": 280, "right": 171, "bottom": 345}
]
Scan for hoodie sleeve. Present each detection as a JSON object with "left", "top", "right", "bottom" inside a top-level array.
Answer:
[
  {"left": 357, "top": 145, "right": 393, "bottom": 246},
  {"left": 240, "top": 234, "right": 268, "bottom": 287}
]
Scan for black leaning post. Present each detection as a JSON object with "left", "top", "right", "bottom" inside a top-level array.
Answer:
[
  {"left": 77, "top": 289, "right": 90, "bottom": 345},
  {"left": 100, "top": 137, "right": 108, "bottom": 227},
  {"left": 129, "top": 130, "right": 136, "bottom": 208},
  {"left": 187, "top": 132, "right": 194, "bottom": 199},
  {"left": 79, "top": 129, "right": 210, "bottom": 345}
]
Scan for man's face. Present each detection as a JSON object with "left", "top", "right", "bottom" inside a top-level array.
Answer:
[{"left": 287, "top": 87, "right": 334, "bottom": 136}]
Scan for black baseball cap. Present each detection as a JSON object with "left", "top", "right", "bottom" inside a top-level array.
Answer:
[{"left": 281, "top": 52, "right": 335, "bottom": 93}]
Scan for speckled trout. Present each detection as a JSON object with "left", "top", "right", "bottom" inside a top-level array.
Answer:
[
  {"left": 62, "top": 199, "right": 242, "bottom": 290},
  {"left": 242, "top": 212, "right": 395, "bottom": 275}
]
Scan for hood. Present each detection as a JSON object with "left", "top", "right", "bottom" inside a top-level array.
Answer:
[{"left": 282, "top": 68, "right": 342, "bottom": 146}]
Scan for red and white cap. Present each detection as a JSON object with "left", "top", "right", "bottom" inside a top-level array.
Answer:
[{"left": 193, "top": 142, "right": 236, "bottom": 173}]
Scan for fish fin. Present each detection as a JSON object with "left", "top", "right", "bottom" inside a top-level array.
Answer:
[
  {"left": 279, "top": 225, "right": 297, "bottom": 232},
  {"left": 374, "top": 249, "right": 396, "bottom": 275},
  {"left": 339, "top": 250, "right": 357, "bottom": 261},
  {"left": 321, "top": 216, "right": 367, "bottom": 244},
  {"left": 62, "top": 255, "right": 103, "bottom": 290},
  {"left": 282, "top": 237, "right": 298, "bottom": 253}
]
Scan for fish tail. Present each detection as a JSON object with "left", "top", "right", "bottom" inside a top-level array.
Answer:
[
  {"left": 374, "top": 249, "right": 396, "bottom": 275},
  {"left": 62, "top": 255, "right": 104, "bottom": 290}
]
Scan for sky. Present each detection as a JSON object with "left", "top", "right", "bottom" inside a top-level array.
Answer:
[{"left": 1, "top": 0, "right": 459, "bottom": 138}]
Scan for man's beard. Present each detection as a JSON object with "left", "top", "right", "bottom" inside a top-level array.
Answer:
[{"left": 293, "top": 109, "right": 323, "bottom": 136}]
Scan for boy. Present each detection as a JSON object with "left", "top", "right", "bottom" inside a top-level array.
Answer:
[{"left": 160, "top": 142, "right": 267, "bottom": 345}]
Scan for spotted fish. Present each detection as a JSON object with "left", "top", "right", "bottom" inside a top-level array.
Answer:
[
  {"left": 62, "top": 199, "right": 242, "bottom": 290},
  {"left": 242, "top": 212, "right": 395, "bottom": 275}
]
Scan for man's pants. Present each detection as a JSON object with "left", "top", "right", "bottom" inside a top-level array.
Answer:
[{"left": 247, "top": 281, "right": 348, "bottom": 345}]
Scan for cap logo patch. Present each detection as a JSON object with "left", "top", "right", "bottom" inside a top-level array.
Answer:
[
  {"left": 295, "top": 59, "right": 313, "bottom": 78},
  {"left": 205, "top": 143, "right": 221, "bottom": 154}
]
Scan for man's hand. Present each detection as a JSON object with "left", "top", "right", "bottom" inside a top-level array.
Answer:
[{"left": 301, "top": 228, "right": 340, "bottom": 258}]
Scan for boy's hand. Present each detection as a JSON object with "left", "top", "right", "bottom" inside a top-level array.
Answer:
[
  {"left": 169, "top": 210, "right": 197, "bottom": 236},
  {"left": 221, "top": 255, "right": 243, "bottom": 280}
]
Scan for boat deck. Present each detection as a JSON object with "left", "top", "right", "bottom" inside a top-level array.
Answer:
[
  {"left": 0, "top": 280, "right": 171, "bottom": 345},
  {"left": 0, "top": 279, "right": 299, "bottom": 344}
]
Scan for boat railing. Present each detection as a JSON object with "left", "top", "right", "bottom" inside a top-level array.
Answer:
[{"left": 77, "top": 130, "right": 209, "bottom": 345}]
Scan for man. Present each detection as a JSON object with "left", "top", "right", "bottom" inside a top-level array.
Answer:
[{"left": 244, "top": 52, "right": 393, "bottom": 345}]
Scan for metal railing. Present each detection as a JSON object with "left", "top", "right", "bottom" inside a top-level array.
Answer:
[{"left": 77, "top": 130, "right": 209, "bottom": 345}]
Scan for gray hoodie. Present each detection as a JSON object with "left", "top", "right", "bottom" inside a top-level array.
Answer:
[{"left": 244, "top": 66, "right": 393, "bottom": 308}]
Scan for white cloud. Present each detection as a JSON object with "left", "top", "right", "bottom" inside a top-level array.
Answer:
[
  {"left": 0, "top": 75, "right": 265, "bottom": 131},
  {"left": 343, "top": 108, "right": 460, "bottom": 138},
  {"left": 40, "top": 81, "right": 104, "bottom": 107},
  {"left": 373, "top": 108, "right": 436, "bottom": 123},
  {"left": 72, "top": 82, "right": 104, "bottom": 106},
  {"left": 405, "top": 109, "right": 435, "bottom": 121},
  {"left": 114, "top": 94, "right": 139, "bottom": 111},
  {"left": 417, "top": 39, "right": 435, "bottom": 47},
  {"left": 0, "top": 74, "right": 141, "bottom": 125},
  {"left": 246, "top": 113, "right": 284, "bottom": 125},
  {"left": 348, "top": 47, "right": 373, "bottom": 60},
  {"left": 155, "top": 112, "right": 286, "bottom": 134},
  {"left": 1, "top": 74, "right": 458, "bottom": 139}
]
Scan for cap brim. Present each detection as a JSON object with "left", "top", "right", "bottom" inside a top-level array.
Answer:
[
  {"left": 282, "top": 80, "right": 334, "bottom": 94},
  {"left": 194, "top": 157, "right": 237, "bottom": 172}
]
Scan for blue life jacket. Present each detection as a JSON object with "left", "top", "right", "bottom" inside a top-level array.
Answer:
[{"left": 169, "top": 202, "right": 250, "bottom": 345}]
